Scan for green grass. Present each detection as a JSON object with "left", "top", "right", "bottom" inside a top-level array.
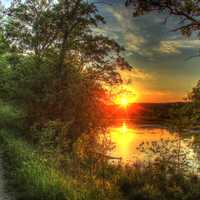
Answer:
[
  {"left": 0, "top": 102, "right": 23, "bottom": 129},
  {"left": 0, "top": 129, "right": 79, "bottom": 200}
]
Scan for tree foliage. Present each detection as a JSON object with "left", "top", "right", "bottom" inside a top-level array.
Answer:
[
  {"left": 4, "top": 0, "right": 127, "bottom": 77},
  {"left": 0, "top": 0, "right": 130, "bottom": 149}
]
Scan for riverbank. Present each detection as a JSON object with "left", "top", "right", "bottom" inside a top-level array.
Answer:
[
  {"left": 0, "top": 129, "right": 121, "bottom": 200},
  {"left": 1, "top": 128, "right": 200, "bottom": 200},
  {"left": 0, "top": 129, "right": 79, "bottom": 200},
  {"left": 0, "top": 151, "right": 13, "bottom": 200}
]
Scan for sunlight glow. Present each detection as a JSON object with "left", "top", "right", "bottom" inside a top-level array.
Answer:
[
  {"left": 110, "top": 84, "right": 138, "bottom": 108},
  {"left": 119, "top": 96, "right": 129, "bottom": 108},
  {"left": 109, "top": 123, "right": 135, "bottom": 161},
  {"left": 121, "top": 122, "right": 128, "bottom": 133},
  {"left": 108, "top": 123, "right": 176, "bottom": 163}
]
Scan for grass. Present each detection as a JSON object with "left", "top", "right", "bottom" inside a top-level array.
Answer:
[
  {"left": 0, "top": 101, "right": 24, "bottom": 132},
  {"left": 0, "top": 129, "right": 79, "bottom": 200}
]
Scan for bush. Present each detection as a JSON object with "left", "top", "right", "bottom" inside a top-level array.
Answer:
[{"left": 117, "top": 161, "right": 200, "bottom": 200}]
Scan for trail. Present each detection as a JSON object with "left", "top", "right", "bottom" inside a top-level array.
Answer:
[{"left": 0, "top": 153, "right": 14, "bottom": 200}]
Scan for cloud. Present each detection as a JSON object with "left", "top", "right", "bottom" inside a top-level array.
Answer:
[
  {"left": 95, "top": 3, "right": 200, "bottom": 103},
  {"left": 105, "top": 6, "right": 133, "bottom": 27},
  {"left": 177, "top": 40, "right": 200, "bottom": 49},
  {"left": 99, "top": 3, "right": 200, "bottom": 60},
  {"left": 116, "top": 67, "right": 186, "bottom": 103},
  {"left": 158, "top": 39, "right": 200, "bottom": 54},
  {"left": 124, "top": 32, "right": 145, "bottom": 52},
  {"left": 159, "top": 41, "right": 181, "bottom": 54},
  {"left": 106, "top": 7, "right": 125, "bottom": 24},
  {"left": 132, "top": 68, "right": 152, "bottom": 80},
  {"left": 93, "top": 27, "right": 120, "bottom": 40},
  {"left": 119, "top": 68, "right": 153, "bottom": 84},
  {"left": 103, "top": 5, "right": 147, "bottom": 54}
]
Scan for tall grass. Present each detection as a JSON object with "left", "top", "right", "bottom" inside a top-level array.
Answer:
[
  {"left": 0, "top": 102, "right": 23, "bottom": 129},
  {"left": 0, "top": 129, "right": 79, "bottom": 200}
]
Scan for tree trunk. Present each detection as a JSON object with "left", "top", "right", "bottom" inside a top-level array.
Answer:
[{"left": 58, "top": 30, "right": 68, "bottom": 76}]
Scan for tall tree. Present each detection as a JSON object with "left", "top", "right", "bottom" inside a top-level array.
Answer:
[
  {"left": 0, "top": 0, "right": 131, "bottom": 147},
  {"left": 4, "top": 0, "right": 128, "bottom": 78}
]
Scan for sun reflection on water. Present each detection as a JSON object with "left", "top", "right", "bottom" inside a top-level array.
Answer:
[
  {"left": 106, "top": 122, "right": 199, "bottom": 173},
  {"left": 108, "top": 122, "right": 175, "bottom": 163},
  {"left": 121, "top": 122, "right": 128, "bottom": 134},
  {"left": 109, "top": 122, "right": 135, "bottom": 162}
]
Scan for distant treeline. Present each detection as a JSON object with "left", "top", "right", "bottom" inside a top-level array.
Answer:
[
  {"left": 105, "top": 102, "right": 187, "bottom": 125},
  {"left": 130, "top": 103, "right": 186, "bottom": 124}
]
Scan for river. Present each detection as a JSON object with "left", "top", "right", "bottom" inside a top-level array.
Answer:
[{"left": 106, "top": 121, "right": 198, "bottom": 168}]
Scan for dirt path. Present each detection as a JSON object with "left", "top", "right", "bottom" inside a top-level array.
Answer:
[{"left": 0, "top": 153, "right": 14, "bottom": 200}]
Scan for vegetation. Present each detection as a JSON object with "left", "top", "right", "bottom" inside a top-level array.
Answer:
[
  {"left": 0, "top": 129, "right": 78, "bottom": 200},
  {"left": 2, "top": 127, "right": 200, "bottom": 200},
  {"left": 0, "top": 0, "right": 200, "bottom": 200},
  {"left": 0, "top": 0, "right": 129, "bottom": 149}
]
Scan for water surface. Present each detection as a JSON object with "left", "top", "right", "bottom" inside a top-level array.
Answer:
[{"left": 107, "top": 121, "right": 196, "bottom": 164}]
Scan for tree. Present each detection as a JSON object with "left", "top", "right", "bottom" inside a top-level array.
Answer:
[
  {"left": 126, "top": 0, "right": 200, "bottom": 38},
  {"left": 0, "top": 0, "right": 131, "bottom": 149},
  {"left": 189, "top": 80, "right": 200, "bottom": 103},
  {"left": 4, "top": 0, "right": 128, "bottom": 78}
]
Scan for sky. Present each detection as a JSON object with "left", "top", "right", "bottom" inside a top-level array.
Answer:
[
  {"left": 2, "top": 0, "right": 10, "bottom": 7},
  {"left": 3, "top": 0, "right": 200, "bottom": 103},
  {"left": 94, "top": 1, "right": 200, "bottom": 103}
]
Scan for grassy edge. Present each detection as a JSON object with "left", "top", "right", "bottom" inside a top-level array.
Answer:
[{"left": 0, "top": 129, "right": 80, "bottom": 200}]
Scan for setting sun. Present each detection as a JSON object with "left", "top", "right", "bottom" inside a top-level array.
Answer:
[
  {"left": 109, "top": 84, "right": 138, "bottom": 108},
  {"left": 115, "top": 95, "right": 131, "bottom": 108},
  {"left": 120, "top": 97, "right": 129, "bottom": 108}
]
